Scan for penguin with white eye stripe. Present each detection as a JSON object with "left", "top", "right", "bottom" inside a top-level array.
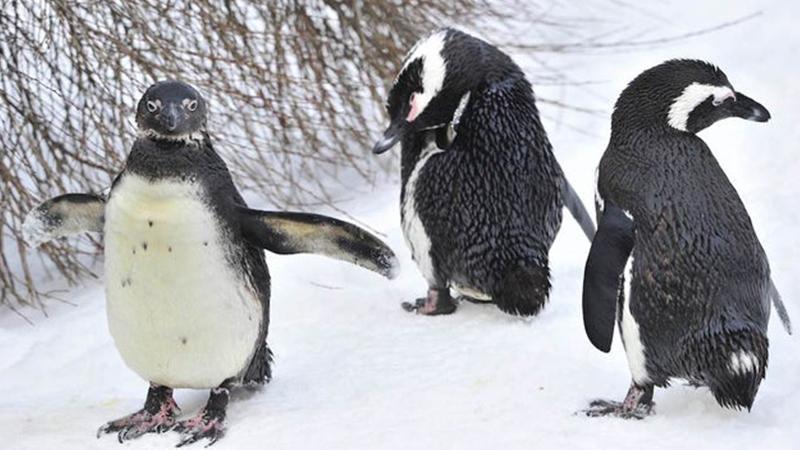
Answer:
[
  {"left": 582, "top": 59, "right": 791, "bottom": 418},
  {"left": 373, "top": 28, "right": 595, "bottom": 316}
]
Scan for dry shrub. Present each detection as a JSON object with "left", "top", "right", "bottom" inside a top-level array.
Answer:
[{"left": 0, "top": 0, "right": 746, "bottom": 310}]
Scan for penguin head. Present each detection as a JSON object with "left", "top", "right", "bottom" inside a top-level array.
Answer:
[
  {"left": 372, "top": 29, "right": 486, "bottom": 154},
  {"left": 614, "top": 59, "right": 770, "bottom": 134},
  {"left": 136, "top": 80, "right": 207, "bottom": 141}
]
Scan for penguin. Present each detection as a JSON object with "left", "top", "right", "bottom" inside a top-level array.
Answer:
[
  {"left": 23, "top": 80, "right": 399, "bottom": 446},
  {"left": 581, "top": 59, "right": 792, "bottom": 418},
  {"left": 372, "top": 28, "right": 595, "bottom": 316}
]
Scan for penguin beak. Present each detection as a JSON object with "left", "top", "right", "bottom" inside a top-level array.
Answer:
[
  {"left": 730, "top": 92, "right": 771, "bottom": 122},
  {"left": 159, "top": 103, "right": 183, "bottom": 132},
  {"left": 372, "top": 121, "right": 408, "bottom": 154}
]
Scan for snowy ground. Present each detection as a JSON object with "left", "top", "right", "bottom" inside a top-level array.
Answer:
[{"left": 1, "top": 0, "right": 799, "bottom": 448}]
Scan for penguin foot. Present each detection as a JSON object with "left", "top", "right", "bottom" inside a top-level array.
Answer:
[
  {"left": 401, "top": 288, "right": 457, "bottom": 315},
  {"left": 582, "top": 383, "right": 654, "bottom": 420},
  {"left": 175, "top": 386, "right": 230, "bottom": 447},
  {"left": 174, "top": 414, "right": 225, "bottom": 447},
  {"left": 97, "top": 384, "right": 179, "bottom": 442},
  {"left": 583, "top": 399, "right": 653, "bottom": 419}
]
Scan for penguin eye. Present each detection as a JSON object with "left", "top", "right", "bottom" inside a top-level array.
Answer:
[
  {"left": 186, "top": 99, "right": 198, "bottom": 112},
  {"left": 712, "top": 97, "right": 724, "bottom": 107},
  {"left": 146, "top": 100, "right": 159, "bottom": 113}
]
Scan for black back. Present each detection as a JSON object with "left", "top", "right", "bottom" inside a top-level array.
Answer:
[
  {"left": 599, "top": 96, "right": 770, "bottom": 385},
  {"left": 402, "top": 30, "right": 564, "bottom": 298}
]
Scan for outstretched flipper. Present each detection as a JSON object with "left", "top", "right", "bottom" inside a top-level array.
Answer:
[
  {"left": 562, "top": 177, "right": 596, "bottom": 241},
  {"left": 769, "top": 279, "right": 792, "bottom": 335},
  {"left": 582, "top": 204, "right": 635, "bottom": 352},
  {"left": 23, "top": 193, "right": 105, "bottom": 246},
  {"left": 237, "top": 207, "right": 400, "bottom": 279}
]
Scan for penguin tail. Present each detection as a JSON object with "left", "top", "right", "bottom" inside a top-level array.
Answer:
[
  {"left": 769, "top": 279, "right": 792, "bottom": 335},
  {"left": 703, "top": 328, "right": 768, "bottom": 411},
  {"left": 493, "top": 265, "right": 551, "bottom": 317},
  {"left": 561, "top": 177, "right": 596, "bottom": 242},
  {"left": 242, "top": 341, "right": 274, "bottom": 386}
]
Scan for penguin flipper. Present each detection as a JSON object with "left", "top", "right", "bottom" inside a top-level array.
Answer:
[
  {"left": 562, "top": 177, "right": 596, "bottom": 241},
  {"left": 582, "top": 204, "right": 635, "bottom": 352},
  {"left": 769, "top": 279, "right": 792, "bottom": 335},
  {"left": 22, "top": 193, "right": 105, "bottom": 246},
  {"left": 237, "top": 208, "right": 400, "bottom": 279}
]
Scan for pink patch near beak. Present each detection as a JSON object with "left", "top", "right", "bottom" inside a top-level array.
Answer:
[
  {"left": 714, "top": 90, "right": 736, "bottom": 106},
  {"left": 406, "top": 93, "right": 421, "bottom": 122}
]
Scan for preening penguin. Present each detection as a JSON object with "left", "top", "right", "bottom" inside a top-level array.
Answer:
[
  {"left": 373, "top": 28, "right": 595, "bottom": 316},
  {"left": 23, "top": 81, "right": 398, "bottom": 446},
  {"left": 582, "top": 60, "right": 791, "bottom": 418}
]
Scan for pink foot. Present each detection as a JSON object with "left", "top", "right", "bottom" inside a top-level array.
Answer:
[
  {"left": 401, "top": 288, "right": 457, "bottom": 315},
  {"left": 174, "top": 410, "right": 226, "bottom": 447},
  {"left": 174, "top": 386, "right": 230, "bottom": 447},
  {"left": 97, "top": 396, "right": 180, "bottom": 443}
]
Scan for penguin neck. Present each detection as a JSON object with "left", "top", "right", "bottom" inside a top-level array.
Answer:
[
  {"left": 399, "top": 129, "right": 443, "bottom": 184},
  {"left": 458, "top": 75, "right": 546, "bottom": 155},
  {"left": 137, "top": 128, "right": 207, "bottom": 145},
  {"left": 126, "top": 135, "right": 227, "bottom": 182},
  {"left": 607, "top": 124, "right": 708, "bottom": 173}
]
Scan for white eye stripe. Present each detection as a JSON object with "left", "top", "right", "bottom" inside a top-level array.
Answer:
[
  {"left": 668, "top": 83, "right": 735, "bottom": 131},
  {"left": 712, "top": 90, "right": 736, "bottom": 106},
  {"left": 398, "top": 30, "right": 447, "bottom": 122},
  {"left": 400, "top": 30, "right": 447, "bottom": 74}
]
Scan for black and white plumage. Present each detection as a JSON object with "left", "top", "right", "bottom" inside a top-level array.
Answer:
[
  {"left": 373, "top": 28, "right": 595, "bottom": 316},
  {"left": 23, "top": 80, "right": 398, "bottom": 446},
  {"left": 582, "top": 60, "right": 791, "bottom": 418}
]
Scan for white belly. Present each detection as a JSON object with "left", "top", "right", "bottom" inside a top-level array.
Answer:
[
  {"left": 620, "top": 257, "right": 649, "bottom": 384},
  {"left": 104, "top": 175, "right": 262, "bottom": 389},
  {"left": 401, "top": 143, "right": 443, "bottom": 285}
]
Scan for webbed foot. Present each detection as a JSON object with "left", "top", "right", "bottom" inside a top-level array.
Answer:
[
  {"left": 175, "top": 386, "right": 229, "bottom": 447},
  {"left": 97, "top": 384, "right": 179, "bottom": 442},
  {"left": 401, "top": 288, "right": 457, "bottom": 315},
  {"left": 582, "top": 383, "right": 654, "bottom": 419}
]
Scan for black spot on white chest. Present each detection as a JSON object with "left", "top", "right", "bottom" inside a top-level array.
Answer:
[{"left": 102, "top": 174, "right": 262, "bottom": 388}]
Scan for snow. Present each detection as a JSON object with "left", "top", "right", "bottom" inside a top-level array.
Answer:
[{"left": 1, "top": 0, "right": 799, "bottom": 448}]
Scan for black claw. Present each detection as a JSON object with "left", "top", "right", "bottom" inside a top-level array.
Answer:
[
  {"left": 175, "top": 422, "right": 225, "bottom": 447},
  {"left": 402, "top": 292, "right": 457, "bottom": 316},
  {"left": 401, "top": 297, "right": 426, "bottom": 312}
]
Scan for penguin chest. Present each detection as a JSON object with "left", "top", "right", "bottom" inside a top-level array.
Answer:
[
  {"left": 401, "top": 148, "right": 443, "bottom": 285},
  {"left": 104, "top": 175, "right": 262, "bottom": 389}
]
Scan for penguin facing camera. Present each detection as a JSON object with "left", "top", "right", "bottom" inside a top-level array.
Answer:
[{"left": 24, "top": 80, "right": 399, "bottom": 446}]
